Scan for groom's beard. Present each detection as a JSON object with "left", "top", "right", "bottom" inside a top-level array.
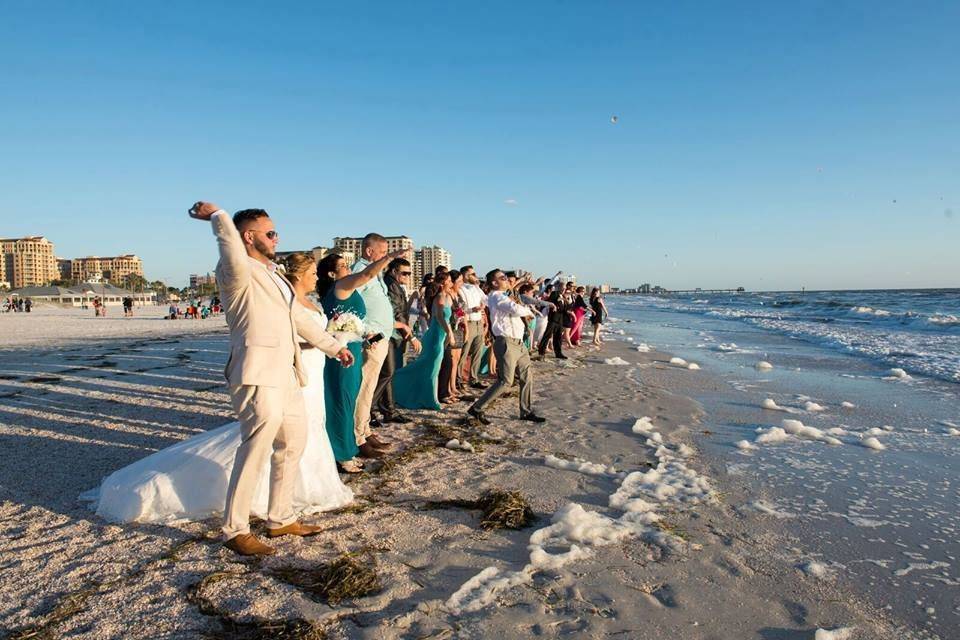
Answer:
[{"left": 254, "top": 238, "right": 276, "bottom": 261}]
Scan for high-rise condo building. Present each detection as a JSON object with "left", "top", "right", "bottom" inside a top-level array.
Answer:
[{"left": 0, "top": 236, "right": 60, "bottom": 288}]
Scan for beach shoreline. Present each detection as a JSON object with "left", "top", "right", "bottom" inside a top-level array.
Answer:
[{"left": 0, "top": 308, "right": 915, "bottom": 638}]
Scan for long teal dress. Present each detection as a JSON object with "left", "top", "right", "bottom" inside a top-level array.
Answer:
[
  {"left": 478, "top": 345, "right": 491, "bottom": 376},
  {"left": 393, "top": 304, "right": 449, "bottom": 410},
  {"left": 322, "top": 289, "right": 365, "bottom": 462}
]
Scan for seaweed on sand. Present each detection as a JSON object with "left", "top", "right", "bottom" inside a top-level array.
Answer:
[
  {"left": 425, "top": 489, "right": 535, "bottom": 530},
  {"left": 187, "top": 570, "right": 326, "bottom": 640},
  {"left": 2, "top": 582, "right": 100, "bottom": 640},
  {"left": 270, "top": 552, "right": 382, "bottom": 605}
]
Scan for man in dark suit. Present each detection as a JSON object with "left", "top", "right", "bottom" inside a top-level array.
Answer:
[{"left": 373, "top": 257, "right": 420, "bottom": 425}]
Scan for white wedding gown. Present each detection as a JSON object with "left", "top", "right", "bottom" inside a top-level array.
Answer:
[{"left": 84, "top": 310, "right": 353, "bottom": 524}]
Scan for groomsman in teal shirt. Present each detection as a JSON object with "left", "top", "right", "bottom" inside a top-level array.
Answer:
[{"left": 352, "top": 233, "right": 397, "bottom": 458}]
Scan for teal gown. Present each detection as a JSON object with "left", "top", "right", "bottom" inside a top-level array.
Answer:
[
  {"left": 478, "top": 345, "right": 490, "bottom": 376},
  {"left": 393, "top": 304, "right": 449, "bottom": 410},
  {"left": 322, "top": 289, "right": 365, "bottom": 462}
]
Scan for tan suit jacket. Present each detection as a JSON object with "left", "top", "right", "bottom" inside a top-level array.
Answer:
[{"left": 212, "top": 211, "right": 342, "bottom": 387}]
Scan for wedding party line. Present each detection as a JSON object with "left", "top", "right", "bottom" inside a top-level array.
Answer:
[{"left": 88, "top": 201, "right": 611, "bottom": 557}]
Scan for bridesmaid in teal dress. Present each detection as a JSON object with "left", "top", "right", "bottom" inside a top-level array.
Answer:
[
  {"left": 315, "top": 251, "right": 403, "bottom": 473},
  {"left": 393, "top": 271, "right": 454, "bottom": 410}
]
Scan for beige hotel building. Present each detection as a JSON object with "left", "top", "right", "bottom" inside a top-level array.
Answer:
[
  {"left": 70, "top": 255, "right": 144, "bottom": 285},
  {"left": 0, "top": 236, "right": 60, "bottom": 288}
]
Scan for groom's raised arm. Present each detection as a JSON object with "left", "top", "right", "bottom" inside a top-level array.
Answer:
[{"left": 189, "top": 201, "right": 250, "bottom": 295}]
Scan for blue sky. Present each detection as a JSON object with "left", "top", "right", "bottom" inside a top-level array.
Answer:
[{"left": 1, "top": 1, "right": 957, "bottom": 290}]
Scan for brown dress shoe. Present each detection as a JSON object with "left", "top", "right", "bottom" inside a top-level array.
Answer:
[
  {"left": 367, "top": 433, "right": 392, "bottom": 449},
  {"left": 224, "top": 533, "right": 276, "bottom": 556},
  {"left": 358, "top": 441, "right": 386, "bottom": 459},
  {"left": 267, "top": 521, "right": 323, "bottom": 538}
]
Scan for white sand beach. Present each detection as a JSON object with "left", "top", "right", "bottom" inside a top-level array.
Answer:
[{"left": 0, "top": 307, "right": 910, "bottom": 638}]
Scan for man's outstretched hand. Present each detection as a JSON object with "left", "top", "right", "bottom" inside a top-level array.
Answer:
[{"left": 188, "top": 201, "right": 222, "bottom": 221}]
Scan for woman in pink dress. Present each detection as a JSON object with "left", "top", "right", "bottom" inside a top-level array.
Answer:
[{"left": 569, "top": 286, "right": 589, "bottom": 346}]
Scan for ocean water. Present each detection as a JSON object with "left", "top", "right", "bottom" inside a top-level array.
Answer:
[
  {"left": 621, "top": 289, "right": 960, "bottom": 383},
  {"left": 607, "top": 290, "right": 960, "bottom": 639}
]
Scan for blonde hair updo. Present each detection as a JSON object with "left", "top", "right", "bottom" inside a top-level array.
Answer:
[{"left": 283, "top": 252, "right": 317, "bottom": 285}]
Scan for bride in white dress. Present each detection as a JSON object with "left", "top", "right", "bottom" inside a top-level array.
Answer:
[{"left": 86, "top": 255, "right": 353, "bottom": 524}]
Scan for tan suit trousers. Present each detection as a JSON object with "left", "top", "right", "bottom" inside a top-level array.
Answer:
[
  {"left": 354, "top": 337, "right": 391, "bottom": 445},
  {"left": 471, "top": 336, "right": 532, "bottom": 415},
  {"left": 222, "top": 370, "right": 306, "bottom": 539}
]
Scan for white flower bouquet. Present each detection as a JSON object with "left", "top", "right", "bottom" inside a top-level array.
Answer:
[{"left": 329, "top": 311, "right": 365, "bottom": 346}]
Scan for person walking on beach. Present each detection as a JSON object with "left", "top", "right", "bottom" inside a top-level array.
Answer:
[
  {"left": 468, "top": 269, "right": 546, "bottom": 426},
  {"left": 188, "top": 200, "right": 355, "bottom": 557}
]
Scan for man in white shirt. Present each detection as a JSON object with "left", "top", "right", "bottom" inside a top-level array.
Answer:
[
  {"left": 467, "top": 269, "right": 546, "bottom": 425},
  {"left": 457, "top": 265, "right": 488, "bottom": 390}
]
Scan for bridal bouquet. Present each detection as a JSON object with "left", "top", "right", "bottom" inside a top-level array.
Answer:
[{"left": 329, "top": 311, "right": 365, "bottom": 346}]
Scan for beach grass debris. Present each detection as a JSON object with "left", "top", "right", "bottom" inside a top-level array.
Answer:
[
  {"left": 3, "top": 581, "right": 101, "bottom": 640},
  {"left": 652, "top": 519, "right": 689, "bottom": 541},
  {"left": 423, "top": 421, "right": 458, "bottom": 442},
  {"left": 188, "top": 570, "right": 326, "bottom": 639},
  {"left": 425, "top": 489, "right": 535, "bottom": 530},
  {"left": 159, "top": 532, "right": 216, "bottom": 562},
  {"left": 366, "top": 442, "right": 439, "bottom": 479},
  {"left": 270, "top": 552, "right": 382, "bottom": 605},
  {"left": 328, "top": 497, "right": 378, "bottom": 515}
]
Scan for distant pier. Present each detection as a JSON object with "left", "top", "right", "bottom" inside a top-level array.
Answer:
[{"left": 608, "top": 287, "right": 746, "bottom": 296}]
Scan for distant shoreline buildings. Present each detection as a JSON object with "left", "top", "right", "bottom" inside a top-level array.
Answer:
[
  {"left": 0, "top": 236, "right": 59, "bottom": 289},
  {"left": 271, "top": 235, "right": 452, "bottom": 287},
  {"left": 1, "top": 234, "right": 146, "bottom": 292}
]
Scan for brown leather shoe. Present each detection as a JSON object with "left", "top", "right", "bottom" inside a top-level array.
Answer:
[
  {"left": 367, "top": 433, "right": 392, "bottom": 449},
  {"left": 224, "top": 533, "right": 276, "bottom": 556},
  {"left": 358, "top": 441, "right": 386, "bottom": 459},
  {"left": 267, "top": 521, "right": 323, "bottom": 538}
]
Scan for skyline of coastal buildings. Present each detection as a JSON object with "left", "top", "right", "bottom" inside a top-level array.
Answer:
[
  {"left": 69, "top": 255, "right": 144, "bottom": 285},
  {"left": 1, "top": 234, "right": 147, "bottom": 290},
  {"left": 274, "top": 235, "right": 452, "bottom": 288}
]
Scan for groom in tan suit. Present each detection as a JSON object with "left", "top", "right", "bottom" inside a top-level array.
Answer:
[{"left": 190, "top": 201, "right": 354, "bottom": 556}]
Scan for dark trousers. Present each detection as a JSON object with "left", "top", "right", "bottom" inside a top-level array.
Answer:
[
  {"left": 538, "top": 320, "right": 564, "bottom": 357},
  {"left": 374, "top": 337, "right": 402, "bottom": 417}
]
